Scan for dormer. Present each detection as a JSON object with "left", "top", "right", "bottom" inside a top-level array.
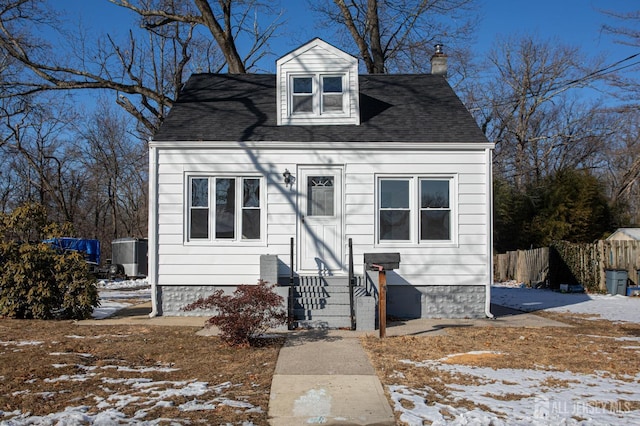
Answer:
[{"left": 276, "top": 38, "right": 360, "bottom": 126}]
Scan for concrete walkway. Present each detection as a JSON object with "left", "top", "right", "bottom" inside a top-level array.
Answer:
[
  {"left": 268, "top": 330, "right": 395, "bottom": 425},
  {"left": 78, "top": 303, "right": 569, "bottom": 425}
]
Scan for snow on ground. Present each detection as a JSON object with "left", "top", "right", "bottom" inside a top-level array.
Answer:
[
  {"left": 389, "top": 283, "right": 640, "bottom": 425},
  {"left": 491, "top": 281, "right": 640, "bottom": 323},
  {"left": 391, "top": 361, "right": 640, "bottom": 425},
  {"left": 92, "top": 278, "right": 151, "bottom": 319},
  {"left": 0, "top": 279, "right": 262, "bottom": 426},
  {"left": 0, "top": 354, "right": 261, "bottom": 425}
]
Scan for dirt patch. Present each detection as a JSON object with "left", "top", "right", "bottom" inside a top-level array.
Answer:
[
  {"left": 365, "top": 312, "right": 640, "bottom": 376},
  {"left": 440, "top": 351, "right": 504, "bottom": 365},
  {"left": 0, "top": 319, "right": 283, "bottom": 424},
  {"left": 361, "top": 312, "right": 640, "bottom": 424}
]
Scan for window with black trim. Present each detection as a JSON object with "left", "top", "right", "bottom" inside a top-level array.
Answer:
[
  {"left": 188, "top": 176, "right": 262, "bottom": 241},
  {"left": 378, "top": 177, "right": 453, "bottom": 243}
]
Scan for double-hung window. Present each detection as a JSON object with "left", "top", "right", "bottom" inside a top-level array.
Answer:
[
  {"left": 188, "top": 176, "right": 262, "bottom": 242},
  {"left": 420, "top": 179, "right": 450, "bottom": 240},
  {"left": 291, "top": 74, "right": 345, "bottom": 116},
  {"left": 378, "top": 176, "right": 454, "bottom": 244},
  {"left": 292, "top": 77, "right": 313, "bottom": 113},
  {"left": 379, "top": 179, "right": 411, "bottom": 241},
  {"left": 321, "top": 76, "right": 344, "bottom": 113}
]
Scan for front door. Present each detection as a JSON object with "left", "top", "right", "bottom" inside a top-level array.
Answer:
[{"left": 298, "top": 167, "right": 343, "bottom": 275}]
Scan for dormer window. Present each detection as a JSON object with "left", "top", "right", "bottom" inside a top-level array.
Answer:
[
  {"left": 276, "top": 38, "right": 360, "bottom": 126},
  {"left": 291, "top": 74, "right": 345, "bottom": 116},
  {"left": 292, "top": 77, "right": 313, "bottom": 113},
  {"left": 322, "top": 76, "right": 343, "bottom": 112}
]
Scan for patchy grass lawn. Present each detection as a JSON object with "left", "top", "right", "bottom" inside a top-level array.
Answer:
[
  {"left": 0, "top": 319, "right": 283, "bottom": 425},
  {"left": 4, "top": 309, "right": 640, "bottom": 425},
  {"left": 361, "top": 312, "right": 640, "bottom": 425}
]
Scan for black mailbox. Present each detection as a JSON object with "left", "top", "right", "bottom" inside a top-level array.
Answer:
[{"left": 364, "top": 252, "right": 400, "bottom": 271}]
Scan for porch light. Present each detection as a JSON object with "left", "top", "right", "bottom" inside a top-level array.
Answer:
[{"left": 283, "top": 169, "right": 292, "bottom": 187}]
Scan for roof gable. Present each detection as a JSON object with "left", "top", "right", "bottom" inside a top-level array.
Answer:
[
  {"left": 607, "top": 228, "right": 640, "bottom": 241},
  {"left": 276, "top": 38, "right": 357, "bottom": 69}
]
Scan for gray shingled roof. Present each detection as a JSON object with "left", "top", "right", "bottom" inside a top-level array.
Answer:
[{"left": 153, "top": 73, "right": 488, "bottom": 143}]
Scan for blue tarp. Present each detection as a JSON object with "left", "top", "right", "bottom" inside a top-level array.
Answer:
[{"left": 43, "top": 238, "right": 101, "bottom": 264}]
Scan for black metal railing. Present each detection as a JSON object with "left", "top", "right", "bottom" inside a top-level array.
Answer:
[
  {"left": 288, "top": 237, "right": 295, "bottom": 330},
  {"left": 348, "top": 237, "right": 355, "bottom": 330}
]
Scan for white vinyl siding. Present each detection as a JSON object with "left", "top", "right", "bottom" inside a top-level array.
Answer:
[{"left": 151, "top": 146, "right": 491, "bottom": 288}]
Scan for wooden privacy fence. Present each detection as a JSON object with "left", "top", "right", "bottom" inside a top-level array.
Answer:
[
  {"left": 494, "top": 241, "right": 640, "bottom": 292},
  {"left": 494, "top": 247, "right": 549, "bottom": 287}
]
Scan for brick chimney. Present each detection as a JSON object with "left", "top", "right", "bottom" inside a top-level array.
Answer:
[{"left": 430, "top": 44, "right": 447, "bottom": 77}]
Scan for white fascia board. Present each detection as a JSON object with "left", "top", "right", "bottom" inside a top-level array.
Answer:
[{"left": 149, "top": 140, "right": 495, "bottom": 151}]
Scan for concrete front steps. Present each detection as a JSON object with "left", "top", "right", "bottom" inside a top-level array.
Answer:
[{"left": 292, "top": 275, "right": 364, "bottom": 329}]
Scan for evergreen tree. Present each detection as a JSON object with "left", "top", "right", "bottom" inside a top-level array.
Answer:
[
  {"left": 494, "top": 169, "right": 612, "bottom": 251},
  {"left": 528, "top": 169, "right": 610, "bottom": 246},
  {"left": 0, "top": 203, "right": 99, "bottom": 319}
]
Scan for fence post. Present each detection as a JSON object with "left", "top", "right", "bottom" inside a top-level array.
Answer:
[{"left": 597, "top": 240, "right": 605, "bottom": 291}]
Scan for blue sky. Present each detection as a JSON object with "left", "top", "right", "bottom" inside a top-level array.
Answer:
[
  {"left": 50, "top": 0, "right": 638, "bottom": 110},
  {"left": 473, "top": 0, "right": 638, "bottom": 63},
  {"left": 58, "top": 0, "right": 639, "bottom": 70},
  {"left": 279, "top": 0, "right": 637, "bottom": 74}
]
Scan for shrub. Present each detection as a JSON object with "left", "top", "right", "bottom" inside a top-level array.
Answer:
[
  {"left": 0, "top": 203, "right": 99, "bottom": 320},
  {"left": 183, "top": 280, "right": 287, "bottom": 346}
]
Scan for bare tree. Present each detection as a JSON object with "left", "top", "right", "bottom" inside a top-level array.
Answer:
[
  {"left": 598, "top": 107, "right": 640, "bottom": 224},
  {"left": 76, "top": 101, "right": 148, "bottom": 243},
  {"left": 311, "top": 0, "right": 479, "bottom": 75},
  {"left": 600, "top": 8, "right": 640, "bottom": 222},
  {"left": 0, "top": 0, "right": 281, "bottom": 135},
  {"left": 0, "top": 94, "right": 86, "bottom": 223},
  {"left": 601, "top": 9, "right": 640, "bottom": 55},
  {"left": 470, "top": 35, "right": 611, "bottom": 191},
  {"left": 597, "top": 8, "right": 640, "bottom": 103},
  {"left": 114, "top": 0, "right": 280, "bottom": 73},
  {"left": 599, "top": 9, "right": 640, "bottom": 108}
]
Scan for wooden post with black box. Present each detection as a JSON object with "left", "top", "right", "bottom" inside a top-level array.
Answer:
[{"left": 364, "top": 252, "right": 400, "bottom": 338}]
